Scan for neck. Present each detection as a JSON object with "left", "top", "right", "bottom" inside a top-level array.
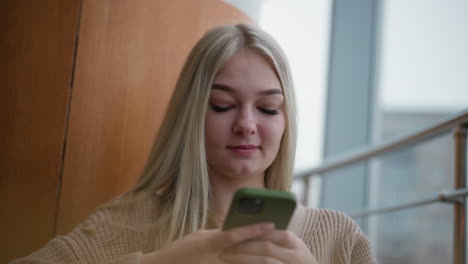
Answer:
[{"left": 209, "top": 171, "right": 265, "bottom": 227}]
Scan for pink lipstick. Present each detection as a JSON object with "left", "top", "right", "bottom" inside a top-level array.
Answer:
[{"left": 227, "top": 145, "right": 259, "bottom": 154}]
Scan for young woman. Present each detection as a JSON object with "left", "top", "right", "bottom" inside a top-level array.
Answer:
[{"left": 12, "top": 24, "right": 377, "bottom": 264}]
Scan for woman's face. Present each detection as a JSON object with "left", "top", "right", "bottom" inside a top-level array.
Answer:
[{"left": 205, "top": 48, "right": 286, "bottom": 185}]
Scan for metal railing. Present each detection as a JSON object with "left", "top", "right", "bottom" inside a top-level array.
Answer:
[{"left": 294, "top": 108, "right": 468, "bottom": 264}]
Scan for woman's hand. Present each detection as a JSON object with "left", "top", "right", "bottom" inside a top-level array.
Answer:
[
  {"left": 220, "top": 229, "right": 318, "bottom": 264},
  {"left": 141, "top": 223, "right": 275, "bottom": 264}
]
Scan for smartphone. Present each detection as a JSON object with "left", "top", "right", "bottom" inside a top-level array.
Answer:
[{"left": 222, "top": 188, "right": 297, "bottom": 230}]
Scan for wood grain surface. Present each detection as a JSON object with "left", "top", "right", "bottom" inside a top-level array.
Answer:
[{"left": 0, "top": 0, "right": 82, "bottom": 262}]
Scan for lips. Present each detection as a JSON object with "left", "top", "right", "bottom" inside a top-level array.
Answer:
[{"left": 227, "top": 145, "right": 259, "bottom": 154}]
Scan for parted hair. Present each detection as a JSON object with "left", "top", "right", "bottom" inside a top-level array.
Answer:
[{"left": 121, "top": 24, "right": 297, "bottom": 246}]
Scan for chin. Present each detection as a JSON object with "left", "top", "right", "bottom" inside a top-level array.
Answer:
[{"left": 228, "top": 165, "right": 264, "bottom": 179}]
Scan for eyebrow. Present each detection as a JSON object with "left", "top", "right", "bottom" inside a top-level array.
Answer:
[{"left": 211, "top": 83, "right": 283, "bottom": 96}]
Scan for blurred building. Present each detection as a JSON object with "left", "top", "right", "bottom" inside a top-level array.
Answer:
[{"left": 374, "top": 110, "right": 453, "bottom": 264}]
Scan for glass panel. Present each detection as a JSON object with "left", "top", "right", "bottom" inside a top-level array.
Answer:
[
  {"left": 319, "top": 162, "right": 369, "bottom": 230},
  {"left": 368, "top": 204, "right": 453, "bottom": 264},
  {"left": 367, "top": 134, "right": 455, "bottom": 263},
  {"left": 369, "top": 134, "right": 454, "bottom": 209},
  {"left": 321, "top": 163, "right": 369, "bottom": 213},
  {"left": 373, "top": 1, "right": 466, "bottom": 258},
  {"left": 376, "top": 0, "right": 468, "bottom": 138}
]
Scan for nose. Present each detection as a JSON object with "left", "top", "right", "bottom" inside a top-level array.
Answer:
[{"left": 233, "top": 112, "right": 257, "bottom": 136}]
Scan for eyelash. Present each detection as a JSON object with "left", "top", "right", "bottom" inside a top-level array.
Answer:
[
  {"left": 210, "top": 104, "right": 280, "bottom": 115},
  {"left": 210, "top": 104, "right": 231, "bottom": 112},
  {"left": 260, "top": 109, "right": 280, "bottom": 115}
]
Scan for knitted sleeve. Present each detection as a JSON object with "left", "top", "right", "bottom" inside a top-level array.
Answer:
[
  {"left": 9, "top": 193, "right": 162, "bottom": 264},
  {"left": 9, "top": 239, "right": 143, "bottom": 264},
  {"left": 345, "top": 229, "right": 378, "bottom": 264},
  {"left": 9, "top": 236, "right": 79, "bottom": 264},
  {"left": 9, "top": 202, "right": 157, "bottom": 263},
  {"left": 305, "top": 209, "right": 378, "bottom": 264},
  {"left": 9, "top": 223, "right": 145, "bottom": 264}
]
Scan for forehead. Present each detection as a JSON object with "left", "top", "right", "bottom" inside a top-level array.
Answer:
[{"left": 213, "top": 48, "right": 282, "bottom": 92}]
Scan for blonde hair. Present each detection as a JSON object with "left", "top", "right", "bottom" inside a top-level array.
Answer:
[{"left": 125, "top": 24, "right": 297, "bottom": 245}]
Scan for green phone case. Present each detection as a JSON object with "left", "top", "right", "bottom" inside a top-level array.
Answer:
[{"left": 222, "top": 188, "right": 297, "bottom": 230}]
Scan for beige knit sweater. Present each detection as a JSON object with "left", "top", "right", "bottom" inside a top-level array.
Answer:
[{"left": 11, "top": 192, "right": 377, "bottom": 264}]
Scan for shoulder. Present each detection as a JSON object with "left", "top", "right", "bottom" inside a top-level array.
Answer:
[
  {"left": 290, "top": 206, "right": 360, "bottom": 240},
  {"left": 71, "top": 191, "right": 163, "bottom": 241},
  {"left": 11, "top": 192, "right": 162, "bottom": 264},
  {"left": 297, "top": 207, "right": 362, "bottom": 242},
  {"left": 85, "top": 191, "right": 163, "bottom": 225},
  {"left": 71, "top": 192, "right": 164, "bottom": 260},
  {"left": 67, "top": 191, "right": 161, "bottom": 240},
  {"left": 313, "top": 208, "right": 360, "bottom": 234},
  {"left": 297, "top": 207, "right": 377, "bottom": 264}
]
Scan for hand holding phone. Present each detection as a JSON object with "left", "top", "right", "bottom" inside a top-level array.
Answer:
[{"left": 222, "top": 188, "right": 297, "bottom": 230}]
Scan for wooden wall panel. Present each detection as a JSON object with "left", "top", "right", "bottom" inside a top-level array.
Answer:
[
  {"left": 56, "top": 0, "right": 251, "bottom": 234},
  {"left": 0, "top": 0, "right": 81, "bottom": 262}
]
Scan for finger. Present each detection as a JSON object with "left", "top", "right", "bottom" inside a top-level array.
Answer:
[
  {"left": 221, "top": 252, "right": 285, "bottom": 264},
  {"left": 260, "top": 230, "right": 300, "bottom": 249},
  {"left": 214, "top": 223, "right": 275, "bottom": 249},
  {"left": 225, "top": 239, "right": 293, "bottom": 263}
]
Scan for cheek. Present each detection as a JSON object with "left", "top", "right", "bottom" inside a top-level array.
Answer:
[
  {"left": 204, "top": 116, "right": 216, "bottom": 147},
  {"left": 205, "top": 114, "right": 229, "bottom": 147},
  {"left": 262, "top": 117, "right": 286, "bottom": 147}
]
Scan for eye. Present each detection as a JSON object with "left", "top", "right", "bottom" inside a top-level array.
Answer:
[
  {"left": 210, "top": 104, "right": 232, "bottom": 112},
  {"left": 259, "top": 108, "right": 280, "bottom": 115}
]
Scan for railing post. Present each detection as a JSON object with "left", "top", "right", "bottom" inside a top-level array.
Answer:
[
  {"left": 454, "top": 125, "right": 467, "bottom": 264},
  {"left": 302, "top": 176, "right": 311, "bottom": 207}
]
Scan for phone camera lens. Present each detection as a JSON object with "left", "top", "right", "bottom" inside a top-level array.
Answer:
[{"left": 238, "top": 197, "right": 264, "bottom": 214}]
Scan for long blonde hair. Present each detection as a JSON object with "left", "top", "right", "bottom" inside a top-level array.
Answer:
[{"left": 127, "top": 24, "right": 297, "bottom": 245}]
